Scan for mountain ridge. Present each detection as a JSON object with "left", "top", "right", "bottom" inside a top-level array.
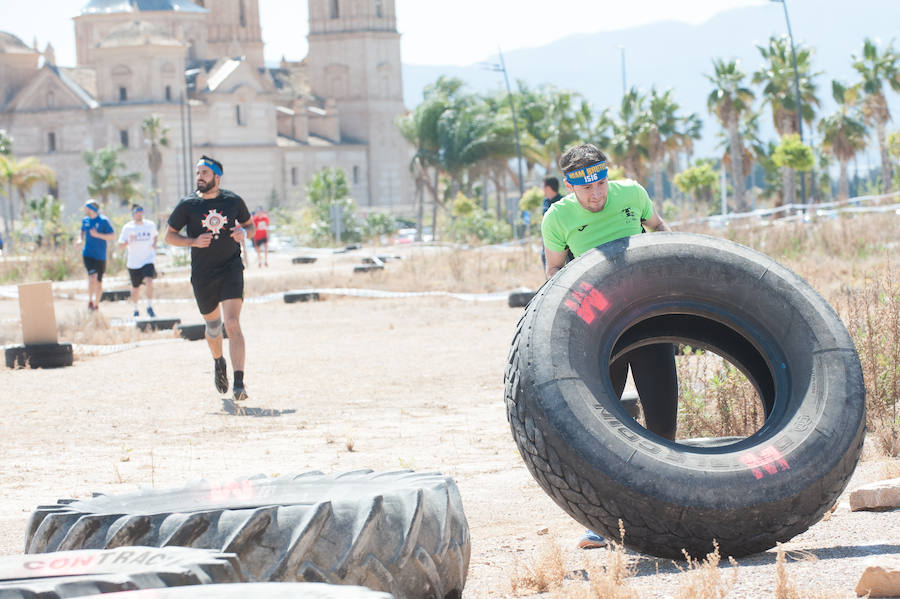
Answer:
[{"left": 401, "top": 0, "right": 900, "bottom": 164}]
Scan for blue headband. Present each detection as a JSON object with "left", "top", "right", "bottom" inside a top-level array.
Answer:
[
  {"left": 197, "top": 159, "right": 222, "bottom": 176},
  {"left": 565, "top": 161, "right": 608, "bottom": 186}
]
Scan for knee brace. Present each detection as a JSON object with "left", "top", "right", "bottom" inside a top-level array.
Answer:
[{"left": 205, "top": 317, "right": 223, "bottom": 338}]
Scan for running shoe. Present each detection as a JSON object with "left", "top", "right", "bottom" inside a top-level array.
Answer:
[
  {"left": 577, "top": 530, "right": 607, "bottom": 550},
  {"left": 233, "top": 384, "right": 248, "bottom": 401},
  {"left": 147, "top": 306, "right": 156, "bottom": 318},
  {"left": 214, "top": 357, "right": 228, "bottom": 393}
]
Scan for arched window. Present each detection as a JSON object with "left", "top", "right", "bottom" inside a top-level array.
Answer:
[
  {"left": 375, "top": 0, "right": 383, "bottom": 18},
  {"left": 239, "top": 0, "right": 246, "bottom": 26},
  {"left": 330, "top": 0, "right": 339, "bottom": 18},
  {"left": 46, "top": 91, "right": 55, "bottom": 108}
]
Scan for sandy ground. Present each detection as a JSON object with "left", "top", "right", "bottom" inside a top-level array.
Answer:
[{"left": 1, "top": 248, "right": 899, "bottom": 598}]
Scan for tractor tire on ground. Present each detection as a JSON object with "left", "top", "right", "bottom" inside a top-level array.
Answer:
[
  {"left": 0, "top": 547, "right": 242, "bottom": 598},
  {"left": 5, "top": 343, "right": 73, "bottom": 369},
  {"left": 26, "top": 470, "right": 470, "bottom": 599},
  {"left": 175, "top": 324, "right": 227, "bottom": 341},
  {"left": 76, "top": 583, "right": 393, "bottom": 598},
  {"left": 100, "top": 290, "right": 131, "bottom": 302},
  {"left": 283, "top": 292, "right": 321, "bottom": 304},
  {"left": 292, "top": 257, "right": 318, "bottom": 264},
  {"left": 507, "top": 291, "right": 536, "bottom": 308},
  {"left": 136, "top": 318, "right": 181, "bottom": 332},
  {"left": 504, "top": 232, "right": 866, "bottom": 559}
]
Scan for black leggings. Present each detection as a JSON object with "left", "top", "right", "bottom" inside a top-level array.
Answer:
[{"left": 610, "top": 343, "right": 678, "bottom": 439}]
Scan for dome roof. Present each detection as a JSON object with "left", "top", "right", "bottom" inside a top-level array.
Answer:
[
  {"left": 80, "top": 0, "right": 206, "bottom": 15},
  {"left": 0, "top": 31, "right": 37, "bottom": 54},
  {"left": 97, "top": 20, "right": 183, "bottom": 48}
]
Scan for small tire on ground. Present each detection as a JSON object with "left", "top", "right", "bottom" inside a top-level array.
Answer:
[
  {"left": 137, "top": 318, "right": 181, "bottom": 332},
  {"left": 100, "top": 290, "right": 131, "bottom": 302},
  {"left": 353, "top": 265, "right": 384, "bottom": 273},
  {"left": 0, "top": 547, "right": 243, "bottom": 598},
  {"left": 176, "top": 324, "right": 227, "bottom": 341},
  {"left": 26, "top": 470, "right": 470, "bottom": 599},
  {"left": 283, "top": 292, "right": 321, "bottom": 304},
  {"left": 5, "top": 343, "right": 73, "bottom": 369},
  {"left": 292, "top": 256, "right": 318, "bottom": 264},
  {"left": 507, "top": 291, "right": 536, "bottom": 308},
  {"left": 76, "top": 583, "right": 393, "bottom": 598},
  {"left": 504, "top": 232, "right": 866, "bottom": 559}
]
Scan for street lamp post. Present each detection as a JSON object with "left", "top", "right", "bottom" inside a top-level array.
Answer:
[
  {"left": 770, "top": 0, "right": 806, "bottom": 202},
  {"left": 481, "top": 48, "right": 525, "bottom": 202},
  {"left": 618, "top": 45, "right": 626, "bottom": 98}
]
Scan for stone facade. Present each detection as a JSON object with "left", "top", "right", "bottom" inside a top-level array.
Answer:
[{"left": 0, "top": 0, "right": 413, "bottom": 221}]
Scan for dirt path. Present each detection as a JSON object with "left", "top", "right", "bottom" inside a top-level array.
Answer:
[{"left": 1, "top": 251, "right": 898, "bottom": 598}]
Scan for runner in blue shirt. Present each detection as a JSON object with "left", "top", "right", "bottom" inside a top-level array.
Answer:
[{"left": 79, "top": 200, "right": 115, "bottom": 311}]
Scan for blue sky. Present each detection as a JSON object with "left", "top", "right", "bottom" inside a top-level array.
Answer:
[{"left": 1, "top": 0, "right": 768, "bottom": 67}]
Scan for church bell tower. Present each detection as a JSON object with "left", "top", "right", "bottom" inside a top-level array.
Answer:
[{"left": 306, "top": 0, "right": 412, "bottom": 207}]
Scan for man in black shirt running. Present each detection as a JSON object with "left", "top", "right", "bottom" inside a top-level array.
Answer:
[{"left": 166, "top": 155, "right": 255, "bottom": 401}]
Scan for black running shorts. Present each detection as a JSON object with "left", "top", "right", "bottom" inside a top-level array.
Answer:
[
  {"left": 83, "top": 256, "right": 106, "bottom": 281},
  {"left": 191, "top": 264, "right": 244, "bottom": 315},
  {"left": 128, "top": 263, "right": 157, "bottom": 288}
]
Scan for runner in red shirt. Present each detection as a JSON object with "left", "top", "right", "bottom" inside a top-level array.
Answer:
[{"left": 251, "top": 206, "right": 270, "bottom": 267}]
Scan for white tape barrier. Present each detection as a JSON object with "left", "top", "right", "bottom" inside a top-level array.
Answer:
[{"left": 670, "top": 192, "right": 900, "bottom": 228}]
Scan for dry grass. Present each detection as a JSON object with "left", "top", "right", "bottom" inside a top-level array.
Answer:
[
  {"left": 676, "top": 350, "right": 765, "bottom": 439},
  {"left": 57, "top": 309, "right": 157, "bottom": 346},
  {"left": 839, "top": 263, "right": 900, "bottom": 457},
  {"left": 508, "top": 534, "right": 568, "bottom": 595},
  {"left": 673, "top": 541, "right": 739, "bottom": 599}
]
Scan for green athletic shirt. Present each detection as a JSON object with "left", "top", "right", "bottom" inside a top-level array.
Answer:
[{"left": 541, "top": 179, "right": 654, "bottom": 257}]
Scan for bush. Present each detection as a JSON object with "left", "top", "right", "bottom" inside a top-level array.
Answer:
[{"left": 449, "top": 208, "right": 513, "bottom": 245}]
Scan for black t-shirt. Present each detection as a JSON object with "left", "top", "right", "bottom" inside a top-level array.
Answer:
[{"left": 168, "top": 189, "right": 251, "bottom": 281}]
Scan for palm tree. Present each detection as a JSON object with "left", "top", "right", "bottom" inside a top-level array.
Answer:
[
  {"left": 609, "top": 87, "right": 650, "bottom": 180},
  {"left": 818, "top": 81, "right": 868, "bottom": 200},
  {"left": 643, "top": 88, "right": 684, "bottom": 202},
  {"left": 706, "top": 58, "right": 755, "bottom": 211},
  {"left": 753, "top": 35, "right": 820, "bottom": 205},
  {"left": 83, "top": 146, "right": 142, "bottom": 207},
  {"left": 852, "top": 38, "right": 900, "bottom": 193},
  {"left": 141, "top": 114, "right": 170, "bottom": 219},
  {"left": 0, "top": 154, "right": 57, "bottom": 246}
]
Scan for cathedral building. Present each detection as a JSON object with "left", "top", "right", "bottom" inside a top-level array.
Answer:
[{"left": 0, "top": 0, "right": 413, "bottom": 219}]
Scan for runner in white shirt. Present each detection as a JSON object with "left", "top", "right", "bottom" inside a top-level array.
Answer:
[{"left": 118, "top": 204, "right": 158, "bottom": 318}]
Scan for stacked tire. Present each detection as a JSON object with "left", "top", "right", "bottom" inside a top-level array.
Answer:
[{"left": 26, "top": 470, "right": 470, "bottom": 599}]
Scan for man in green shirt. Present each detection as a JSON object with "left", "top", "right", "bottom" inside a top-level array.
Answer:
[{"left": 541, "top": 143, "right": 678, "bottom": 550}]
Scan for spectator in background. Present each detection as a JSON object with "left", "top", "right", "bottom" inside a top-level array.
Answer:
[
  {"left": 251, "top": 206, "right": 270, "bottom": 267},
  {"left": 541, "top": 176, "right": 564, "bottom": 269},
  {"left": 79, "top": 199, "right": 115, "bottom": 311},
  {"left": 118, "top": 204, "right": 158, "bottom": 318}
]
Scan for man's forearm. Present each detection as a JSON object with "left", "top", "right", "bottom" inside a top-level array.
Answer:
[{"left": 165, "top": 229, "right": 193, "bottom": 247}]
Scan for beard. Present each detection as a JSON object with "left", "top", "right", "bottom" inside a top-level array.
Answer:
[{"left": 197, "top": 178, "right": 215, "bottom": 193}]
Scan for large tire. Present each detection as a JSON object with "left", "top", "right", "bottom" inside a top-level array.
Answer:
[
  {"left": 504, "top": 232, "right": 865, "bottom": 559},
  {"left": 0, "top": 547, "right": 242, "bottom": 598},
  {"left": 76, "top": 583, "right": 392, "bottom": 598},
  {"left": 5, "top": 344, "right": 73, "bottom": 369},
  {"left": 25, "top": 471, "right": 470, "bottom": 599}
]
